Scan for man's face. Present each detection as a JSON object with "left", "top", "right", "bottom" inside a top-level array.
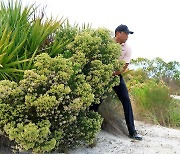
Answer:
[{"left": 115, "top": 31, "right": 129, "bottom": 44}]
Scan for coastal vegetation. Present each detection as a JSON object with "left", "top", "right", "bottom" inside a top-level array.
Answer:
[{"left": 0, "top": 0, "right": 179, "bottom": 153}]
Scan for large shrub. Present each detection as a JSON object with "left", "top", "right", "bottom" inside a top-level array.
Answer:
[
  {"left": 0, "top": 26, "right": 123, "bottom": 153},
  {"left": 0, "top": 54, "right": 100, "bottom": 153}
]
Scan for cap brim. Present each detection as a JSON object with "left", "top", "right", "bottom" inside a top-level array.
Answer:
[
  {"left": 129, "top": 31, "right": 134, "bottom": 34},
  {"left": 124, "top": 30, "right": 134, "bottom": 34}
]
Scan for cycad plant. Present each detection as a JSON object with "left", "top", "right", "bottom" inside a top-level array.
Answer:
[{"left": 0, "top": 0, "right": 62, "bottom": 81}]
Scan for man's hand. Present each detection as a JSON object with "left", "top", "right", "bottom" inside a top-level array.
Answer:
[
  {"left": 112, "top": 70, "right": 122, "bottom": 76},
  {"left": 113, "top": 63, "right": 129, "bottom": 76}
]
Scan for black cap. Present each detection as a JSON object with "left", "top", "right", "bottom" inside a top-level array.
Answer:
[{"left": 115, "top": 24, "right": 134, "bottom": 34}]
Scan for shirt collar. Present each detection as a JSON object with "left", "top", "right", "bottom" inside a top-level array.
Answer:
[{"left": 121, "top": 43, "right": 125, "bottom": 46}]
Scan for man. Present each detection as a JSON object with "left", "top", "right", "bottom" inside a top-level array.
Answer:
[
  {"left": 90, "top": 24, "right": 142, "bottom": 141},
  {"left": 112, "top": 24, "right": 142, "bottom": 140}
]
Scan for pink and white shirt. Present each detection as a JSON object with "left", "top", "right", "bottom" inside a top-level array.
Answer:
[{"left": 119, "top": 43, "right": 132, "bottom": 64}]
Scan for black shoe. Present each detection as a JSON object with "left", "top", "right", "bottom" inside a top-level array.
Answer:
[{"left": 129, "top": 132, "right": 142, "bottom": 141}]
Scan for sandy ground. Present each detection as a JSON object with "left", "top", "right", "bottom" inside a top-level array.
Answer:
[
  {"left": 0, "top": 121, "right": 179, "bottom": 154},
  {"left": 1, "top": 99, "right": 179, "bottom": 154},
  {"left": 69, "top": 121, "right": 180, "bottom": 154}
]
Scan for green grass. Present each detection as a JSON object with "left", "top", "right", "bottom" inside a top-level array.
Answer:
[
  {"left": 168, "top": 99, "right": 180, "bottom": 127},
  {"left": 131, "top": 80, "right": 180, "bottom": 128}
]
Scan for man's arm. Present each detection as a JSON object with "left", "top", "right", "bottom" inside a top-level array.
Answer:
[{"left": 112, "top": 63, "right": 129, "bottom": 76}]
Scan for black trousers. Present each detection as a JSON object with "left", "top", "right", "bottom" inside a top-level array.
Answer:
[{"left": 90, "top": 75, "right": 136, "bottom": 135}]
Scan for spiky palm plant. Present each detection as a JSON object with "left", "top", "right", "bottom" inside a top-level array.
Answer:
[{"left": 0, "top": 0, "right": 62, "bottom": 81}]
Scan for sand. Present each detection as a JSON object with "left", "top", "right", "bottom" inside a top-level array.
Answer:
[{"left": 69, "top": 121, "right": 180, "bottom": 154}]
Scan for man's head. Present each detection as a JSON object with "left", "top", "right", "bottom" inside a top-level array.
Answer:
[{"left": 115, "top": 24, "right": 133, "bottom": 44}]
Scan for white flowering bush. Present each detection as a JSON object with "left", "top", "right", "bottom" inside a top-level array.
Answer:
[{"left": 0, "top": 27, "right": 123, "bottom": 153}]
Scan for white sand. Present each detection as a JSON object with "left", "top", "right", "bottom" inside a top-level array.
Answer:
[
  {"left": 69, "top": 121, "right": 180, "bottom": 154},
  {"left": 170, "top": 95, "right": 180, "bottom": 100}
]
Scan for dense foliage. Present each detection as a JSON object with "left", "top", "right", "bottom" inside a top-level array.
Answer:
[
  {"left": 0, "top": 1, "right": 123, "bottom": 151},
  {"left": 131, "top": 57, "right": 180, "bottom": 79},
  {"left": 131, "top": 57, "right": 180, "bottom": 95}
]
